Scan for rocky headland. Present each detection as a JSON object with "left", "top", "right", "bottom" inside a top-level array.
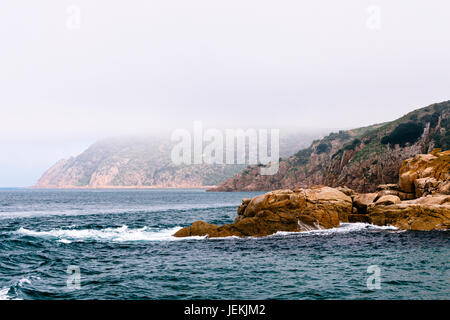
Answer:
[
  {"left": 174, "top": 149, "right": 450, "bottom": 238},
  {"left": 209, "top": 101, "right": 449, "bottom": 192}
]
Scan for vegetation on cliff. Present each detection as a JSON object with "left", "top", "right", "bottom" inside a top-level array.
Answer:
[{"left": 210, "top": 101, "right": 450, "bottom": 192}]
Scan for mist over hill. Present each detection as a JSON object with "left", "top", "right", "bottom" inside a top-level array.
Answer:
[{"left": 35, "top": 130, "right": 325, "bottom": 188}]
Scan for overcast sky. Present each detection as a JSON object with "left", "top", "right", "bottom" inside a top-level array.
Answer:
[{"left": 1, "top": 1, "right": 449, "bottom": 187}]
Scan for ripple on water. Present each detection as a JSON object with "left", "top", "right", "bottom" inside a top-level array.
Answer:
[{"left": 0, "top": 189, "right": 449, "bottom": 300}]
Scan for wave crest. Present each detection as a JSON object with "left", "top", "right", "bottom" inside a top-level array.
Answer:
[
  {"left": 16, "top": 225, "right": 206, "bottom": 242},
  {"left": 272, "top": 222, "right": 398, "bottom": 237},
  {"left": 15, "top": 222, "right": 399, "bottom": 243}
]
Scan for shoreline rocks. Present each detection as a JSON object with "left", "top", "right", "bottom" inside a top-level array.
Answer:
[
  {"left": 368, "top": 196, "right": 450, "bottom": 230},
  {"left": 174, "top": 186, "right": 352, "bottom": 238},
  {"left": 174, "top": 150, "right": 450, "bottom": 238}
]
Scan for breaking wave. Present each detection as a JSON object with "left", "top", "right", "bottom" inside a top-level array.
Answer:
[
  {"left": 16, "top": 223, "right": 399, "bottom": 243},
  {"left": 0, "top": 276, "right": 40, "bottom": 300},
  {"left": 0, "top": 287, "right": 11, "bottom": 300},
  {"left": 16, "top": 225, "right": 206, "bottom": 242},
  {"left": 272, "top": 222, "right": 399, "bottom": 237}
]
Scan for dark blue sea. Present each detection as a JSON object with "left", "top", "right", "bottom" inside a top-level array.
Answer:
[{"left": 0, "top": 189, "right": 448, "bottom": 300}]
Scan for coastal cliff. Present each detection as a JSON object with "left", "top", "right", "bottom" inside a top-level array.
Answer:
[
  {"left": 35, "top": 132, "right": 318, "bottom": 188},
  {"left": 174, "top": 149, "right": 450, "bottom": 238},
  {"left": 209, "top": 101, "right": 450, "bottom": 192}
]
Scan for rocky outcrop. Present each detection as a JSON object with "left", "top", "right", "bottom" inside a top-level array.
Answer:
[
  {"left": 368, "top": 195, "right": 450, "bottom": 231},
  {"left": 353, "top": 193, "right": 378, "bottom": 213},
  {"left": 175, "top": 186, "right": 449, "bottom": 238},
  {"left": 398, "top": 149, "right": 450, "bottom": 197},
  {"left": 373, "top": 195, "right": 402, "bottom": 206},
  {"left": 210, "top": 101, "right": 449, "bottom": 192},
  {"left": 349, "top": 150, "right": 450, "bottom": 230},
  {"left": 174, "top": 186, "right": 352, "bottom": 238},
  {"left": 361, "top": 149, "right": 450, "bottom": 230},
  {"left": 175, "top": 150, "right": 450, "bottom": 237}
]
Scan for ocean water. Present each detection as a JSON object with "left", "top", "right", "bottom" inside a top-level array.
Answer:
[{"left": 0, "top": 189, "right": 448, "bottom": 300}]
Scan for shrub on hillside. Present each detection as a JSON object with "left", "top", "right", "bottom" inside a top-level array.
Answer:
[
  {"left": 294, "top": 148, "right": 313, "bottom": 165},
  {"left": 432, "top": 130, "right": 450, "bottom": 150},
  {"left": 381, "top": 122, "right": 424, "bottom": 147},
  {"left": 316, "top": 142, "right": 331, "bottom": 154},
  {"left": 343, "top": 139, "right": 361, "bottom": 151},
  {"left": 420, "top": 112, "right": 440, "bottom": 128}
]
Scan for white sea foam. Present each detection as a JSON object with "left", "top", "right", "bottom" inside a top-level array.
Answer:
[
  {"left": 57, "top": 239, "right": 73, "bottom": 244},
  {"left": 0, "top": 287, "right": 11, "bottom": 300},
  {"left": 16, "top": 225, "right": 206, "bottom": 242},
  {"left": 272, "top": 222, "right": 398, "bottom": 237},
  {"left": 16, "top": 222, "right": 399, "bottom": 243},
  {"left": 0, "top": 276, "right": 38, "bottom": 300},
  {"left": 18, "top": 278, "right": 32, "bottom": 286},
  {"left": 196, "top": 223, "right": 400, "bottom": 241}
]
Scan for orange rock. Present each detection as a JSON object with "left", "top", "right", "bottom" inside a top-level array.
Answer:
[
  {"left": 353, "top": 193, "right": 378, "bottom": 213},
  {"left": 368, "top": 200, "right": 450, "bottom": 231},
  {"left": 174, "top": 186, "right": 352, "bottom": 238},
  {"left": 373, "top": 195, "right": 401, "bottom": 206},
  {"left": 398, "top": 149, "right": 450, "bottom": 195}
]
